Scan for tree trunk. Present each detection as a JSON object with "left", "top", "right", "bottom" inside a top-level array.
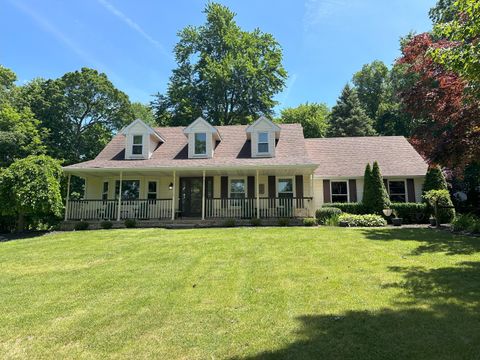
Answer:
[
  {"left": 17, "top": 213, "right": 25, "bottom": 233},
  {"left": 435, "top": 200, "right": 440, "bottom": 229}
]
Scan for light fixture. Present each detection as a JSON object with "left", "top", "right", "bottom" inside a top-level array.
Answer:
[
  {"left": 383, "top": 209, "right": 392, "bottom": 217},
  {"left": 168, "top": 182, "right": 173, "bottom": 190}
]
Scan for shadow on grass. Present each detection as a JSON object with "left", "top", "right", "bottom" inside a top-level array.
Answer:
[
  {"left": 237, "top": 261, "right": 480, "bottom": 360},
  {"left": 0, "top": 231, "right": 49, "bottom": 243},
  {"left": 360, "top": 228, "right": 480, "bottom": 255}
]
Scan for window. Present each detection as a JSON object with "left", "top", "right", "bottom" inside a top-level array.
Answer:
[
  {"left": 331, "top": 181, "right": 348, "bottom": 203},
  {"left": 102, "top": 181, "right": 109, "bottom": 200},
  {"left": 230, "top": 179, "right": 246, "bottom": 205},
  {"left": 147, "top": 181, "right": 157, "bottom": 200},
  {"left": 278, "top": 178, "right": 294, "bottom": 198},
  {"left": 132, "top": 135, "right": 143, "bottom": 155},
  {"left": 194, "top": 132, "right": 207, "bottom": 155},
  {"left": 258, "top": 132, "right": 269, "bottom": 153},
  {"left": 115, "top": 180, "right": 140, "bottom": 200},
  {"left": 389, "top": 180, "right": 406, "bottom": 202}
]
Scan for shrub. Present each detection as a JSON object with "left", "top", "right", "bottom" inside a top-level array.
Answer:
[
  {"left": 325, "top": 214, "right": 340, "bottom": 226},
  {"left": 423, "top": 189, "right": 455, "bottom": 224},
  {"left": 74, "top": 221, "right": 89, "bottom": 231},
  {"left": 223, "top": 218, "right": 236, "bottom": 227},
  {"left": 250, "top": 218, "right": 262, "bottom": 227},
  {"left": 422, "top": 166, "right": 454, "bottom": 223},
  {"left": 338, "top": 213, "right": 387, "bottom": 227},
  {"left": 390, "top": 203, "right": 428, "bottom": 224},
  {"left": 362, "top": 161, "right": 390, "bottom": 214},
  {"left": 316, "top": 207, "right": 342, "bottom": 224},
  {"left": 277, "top": 218, "right": 290, "bottom": 227},
  {"left": 303, "top": 218, "right": 317, "bottom": 227},
  {"left": 100, "top": 220, "right": 113, "bottom": 229},
  {"left": 452, "top": 214, "right": 480, "bottom": 233},
  {"left": 124, "top": 219, "right": 137, "bottom": 228},
  {"left": 322, "top": 203, "right": 366, "bottom": 214}
]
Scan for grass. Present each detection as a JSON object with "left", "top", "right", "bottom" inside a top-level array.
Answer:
[{"left": 1, "top": 227, "right": 480, "bottom": 359}]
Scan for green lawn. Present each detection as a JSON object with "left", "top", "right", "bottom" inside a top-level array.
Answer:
[{"left": 1, "top": 227, "right": 480, "bottom": 359}]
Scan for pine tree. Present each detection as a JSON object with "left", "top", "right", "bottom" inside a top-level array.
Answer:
[
  {"left": 327, "top": 84, "right": 377, "bottom": 137},
  {"left": 363, "top": 161, "right": 390, "bottom": 214},
  {"left": 362, "top": 163, "right": 373, "bottom": 208}
]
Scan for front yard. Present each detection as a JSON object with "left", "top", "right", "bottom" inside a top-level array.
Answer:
[{"left": 1, "top": 227, "right": 479, "bottom": 359}]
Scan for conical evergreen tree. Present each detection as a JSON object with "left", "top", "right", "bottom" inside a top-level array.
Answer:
[
  {"left": 363, "top": 161, "right": 390, "bottom": 214},
  {"left": 362, "top": 163, "right": 373, "bottom": 208},
  {"left": 422, "top": 165, "right": 454, "bottom": 222},
  {"left": 327, "top": 84, "right": 377, "bottom": 137}
]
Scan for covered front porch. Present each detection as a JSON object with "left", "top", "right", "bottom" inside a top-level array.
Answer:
[{"left": 64, "top": 167, "right": 315, "bottom": 221}]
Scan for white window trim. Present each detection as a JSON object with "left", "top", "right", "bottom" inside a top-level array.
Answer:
[
  {"left": 257, "top": 132, "right": 270, "bottom": 154},
  {"left": 388, "top": 179, "right": 407, "bottom": 203},
  {"left": 330, "top": 180, "right": 349, "bottom": 203},
  {"left": 229, "top": 177, "right": 247, "bottom": 207},
  {"left": 276, "top": 176, "right": 296, "bottom": 197},
  {"left": 131, "top": 134, "right": 144, "bottom": 158},
  {"left": 193, "top": 132, "right": 208, "bottom": 156}
]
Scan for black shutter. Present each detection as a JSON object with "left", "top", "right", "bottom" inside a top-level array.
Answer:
[
  {"left": 221, "top": 176, "right": 228, "bottom": 208},
  {"left": 407, "top": 178, "right": 416, "bottom": 202},
  {"left": 323, "top": 180, "right": 331, "bottom": 203},
  {"left": 383, "top": 178, "right": 389, "bottom": 192},
  {"left": 205, "top": 176, "right": 214, "bottom": 198},
  {"left": 348, "top": 179, "right": 357, "bottom": 202},
  {"left": 268, "top": 176, "right": 276, "bottom": 198},
  {"left": 295, "top": 175, "right": 304, "bottom": 207},
  {"left": 247, "top": 176, "right": 255, "bottom": 198}
]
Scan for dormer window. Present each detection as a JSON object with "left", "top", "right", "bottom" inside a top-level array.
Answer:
[
  {"left": 258, "top": 132, "right": 269, "bottom": 153},
  {"left": 194, "top": 132, "right": 207, "bottom": 156},
  {"left": 132, "top": 135, "right": 143, "bottom": 155}
]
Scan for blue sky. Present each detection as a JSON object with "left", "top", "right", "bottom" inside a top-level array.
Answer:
[{"left": 2, "top": 0, "right": 436, "bottom": 112}]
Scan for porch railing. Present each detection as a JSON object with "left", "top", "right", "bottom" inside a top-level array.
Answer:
[
  {"left": 66, "top": 199, "right": 173, "bottom": 220},
  {"left": 205, "top": 197, "right": 312, "bottom": 219}
]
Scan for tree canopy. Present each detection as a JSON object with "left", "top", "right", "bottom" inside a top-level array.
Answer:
[
  {"left": 278, "top": 102, "right": 330, "bottom": 138},
  {"left": 327, "top": 85, "right": 376, "bottom": 137},
  {"left": 152, "top": 2, "right": 287, "bottom": 126}
]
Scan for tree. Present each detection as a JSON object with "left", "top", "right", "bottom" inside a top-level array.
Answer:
[
  {"left": 397, "top": 33, "right": 480, "bottom": 170},
  {"left": 0, "top": 104, "right": 45, "bottom": 167},
  {"left": 278, "top": 102, "right": 330, "bottom": 138},
  {"left": 352, "top": 60, "right": 389, "bottom": 120},
  {"left": 131, "top": 102, "right": 156, "bottom": 126},
  {"left": 423, "top": 189, "right": 455, "bottom": 226},
  {"left": 0, "top": 65, "right": 17, "bottom": 104},
  {"left": 423, "top": 165, "right": 455, "bottom": 223},
  {"left": 0, "top": 155, "right": 63, "bottom": 232},
  {"left": 327, "top": 85, "right": 376, "bottom": 137},
  {"left": 23, "top": 68, "right": 134, "bottom": 164},
  {"left": 429, "top": 0, "right": 457, "bottom": 24},
  {"left": 362, "top": 161, "right": 390, "bottom": 214},
  {"left": 152, "top": 2, "right": 287, "bottom": 126},
  {"left": 431, "top": 0, "right": 480, "bottom": 87}
]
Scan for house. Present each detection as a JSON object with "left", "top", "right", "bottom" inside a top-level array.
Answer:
[{"left": 63, "top": 117, "right": 428, "bottom": 222}]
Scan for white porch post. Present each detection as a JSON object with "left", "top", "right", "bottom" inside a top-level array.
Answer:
[
  {"left": 202, "top": 170, "right": 206, "bottom": 220},
  {"left": 64, "top": 174, "right": 71, "bottom": 220},
  {"left": 171, "top": 171, "right": 176, "bottom": 220},
  {"left": 256, "top": 169, "right": 260, "bottom": 219},
  {"left": 117, "top": 171, "right": 123, "bottom": 221}
]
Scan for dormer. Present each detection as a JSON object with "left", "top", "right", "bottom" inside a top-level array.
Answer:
[
  {"left": 246, "top": 116, "right": 281, "bottom": 158},
  {"left": 121, "top": 119, "right": 165, "bottom": 160},
  {"left": 183, "top": 117, "right": 221, "bottom": 159}
]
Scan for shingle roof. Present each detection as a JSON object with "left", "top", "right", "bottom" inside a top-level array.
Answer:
[
  {"left": 305, "top": 136, "right": 428, "bottom": 177},
  {"left": 65, "top": 124, "right": 316, "bottom": 170}
]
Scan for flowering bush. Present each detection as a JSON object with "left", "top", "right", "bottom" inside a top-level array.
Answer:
[{"left": 338, "top": 213, "right": 387, "bottom": 227}]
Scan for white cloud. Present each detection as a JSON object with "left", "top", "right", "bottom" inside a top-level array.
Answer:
[
  {"left": 97, "top": 0, "right": 170, "bottom": 58},
  {"left": 304, "top": 0, "right": 350, "bottom": 29}
]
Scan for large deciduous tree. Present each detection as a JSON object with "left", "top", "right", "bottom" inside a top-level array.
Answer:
[
  {"left": 327, "top": 85, "right": 376, "bottom": 137},
  {"left": 0, "top": 155, "right": 63, "bottom": 232},
  {"left": 278, "top": 103, "right": 330, "bottom": 138},
  {"left": 23, "top": 68, "right": 134, "bottom": 164},
  {"left": 152, "top": 2, "right": 287, "bottom": 126},
  {"left": 397, "top": 33, "right": 480, "bottom": 170}
]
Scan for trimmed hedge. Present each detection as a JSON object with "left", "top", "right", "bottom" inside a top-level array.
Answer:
[
  {"left": 322, "top": 202, "right": 428, "bottom": 224},
  {"left": 124, "top": 219, "right": 137, "bottom": 228},
  {"left": 74, "top": 221, "right": 89, "bottom": 231},
  {"left": 338, "top": 213, "right": 387, "bottom": 227},
  {"left": 390, "top": 203, "right": 428, "bottom": 224},
  {"left": 303, "top": 218, "right": 317, "bottom": 226},
  {"left": 322, "top": 203, "right": 367, "bottom": 214},
  {"left": 316, "top": 207, "right": 343, "bottom": 224}
]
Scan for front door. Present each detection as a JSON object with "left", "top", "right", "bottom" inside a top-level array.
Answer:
[{"left": 179, "top": 177, "right": 213, "bottom": 217}]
